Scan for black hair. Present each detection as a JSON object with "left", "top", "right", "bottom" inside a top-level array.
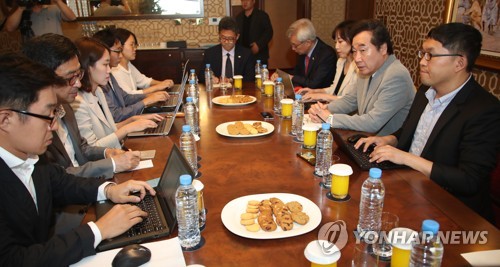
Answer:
[
  {"left": 350, "top": 19, "right": 394, "bottom": 55},
  {"left": 427, "top": 23, "right": 482, "bottom": 72},
  {"left": 218, "top": 16, "right": 239, "bottom": 34},
  {"left": 0, "top": 52, "right": 63, "bottom": 112},
  {"left": 22, "top": 33, "right": 79, "bottom": 71},
  {"left": 332, "top": 20, "right": 356, "bottom": 45},
  {"left": 74, "top": 37, "right": 109, "bottom": 92},
  {"left": 93, "top": 28, "right": 119, "bottom": 48},
  {"left": 115, "top": 28, "right": 138, "bottom": 46}
]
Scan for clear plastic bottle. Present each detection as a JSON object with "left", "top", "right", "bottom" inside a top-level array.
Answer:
[
  {"left": 261, "top": 64, "right": 269, "bottom": 82},
  {"left": 255, "top": 59, "right": 262, "bottom": 76},
  {"left": 187, "top": 79, "right": 199, "bottom": 105},
  {"left": 410, "top": 220, "right": 444, "bottom": 267},
  {"left": 184, "top": 97, "right": 200, "bottom": 136},
  {"left": 274, "top": 77, "right": 285, "bottom": 114},
  {"left": 188, "top": 69, "right": 198, "bottom": 85},
  {"left": 204, "top": 64, "right": 213, "bottom": 92},
  {"left": 357, "top": 168, "right": 385, "bottom": 237},
  {"left": 291, "top": 94, "right": 304, "bottom": 136},
  {"left": 314, "top": 123, "right": 333, "bottom": 178},
  {"left": 180, "top": 124, "right": 198, "bottom": 176},
  {"left": 175, "top": 174, "right": 201, "bottom": 249}
]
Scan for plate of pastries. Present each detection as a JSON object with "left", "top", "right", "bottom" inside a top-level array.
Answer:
[
  {"left": 221, "top": 193, "right": 322, "bottom": 239},
  {"left": 212, "top": 95, "right": 257, "bottom": 106},
  {"left": 216, "top": 121, "right": 274, "bottom": 138}
]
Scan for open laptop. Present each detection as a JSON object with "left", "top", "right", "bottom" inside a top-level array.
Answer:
[
  {"left": 95, "top": 144, "right": 195, "bottom": 252},
  {"left": 330, "top": 128, "right": 405, "bottom": 171},
  {"left": 167, "top": 59, "right": 189, "bottom": 95},
  {"left": 276, "top": 69, "right": 295, "bottom": 98},
  {"left": 128, "top": 77, "right": 185, "bottom": 137},
  {"left": 142, "top": 70, "right": 188, "bottom": 114}
]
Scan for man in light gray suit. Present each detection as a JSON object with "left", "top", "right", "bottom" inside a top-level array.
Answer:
[
  {"left": 309, "top": 20, "right": 415, "bottom": 136},
  {"left": 23, "top": 33, "right": 140, "bottom": 179}
]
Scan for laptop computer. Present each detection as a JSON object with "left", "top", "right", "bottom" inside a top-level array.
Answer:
[
  {"left": 276, "top": 69, "right": 295, "bottom": 98},
  {"left": 128, "top": 77, "right": 186, "bottom": 137},
  {"left": 330, "top": 128, "right": 405, "bottom": 171},
  {"left": 167, "top": 59, "right": 189, "bottom": 95},
  {"left": 95, "top": 144, "right": 195, "bottom": 252},
  {"left": 142, "top": 71, "right": 188, "bottom": 114}
]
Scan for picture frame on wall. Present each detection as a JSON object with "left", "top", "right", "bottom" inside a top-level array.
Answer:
[{"left": 444, "top": 0, "right": 500, "bottom": 71}]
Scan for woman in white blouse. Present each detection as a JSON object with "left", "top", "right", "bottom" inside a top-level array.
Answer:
[
  {"left": 298, "top": 20, "right": 358, "bottom": 102},
  {"left": 111, "top": 28, "right": 174, "bottom": 95},
  {"left": 71, "top": 37, "right": 162, "bottom": 149}
]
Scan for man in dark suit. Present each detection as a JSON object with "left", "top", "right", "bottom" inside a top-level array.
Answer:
[
  {"left": 93, "top": 28, "right": 169, "bottom": 122},
  {"left": 202, "top": 16, "right": 255, "bottom": 82},
  {"left": 356, "top": 23, "right": 500, "bottom": 222},
  {"left": 276, "top": 18, "right": 337, "bottom": 89},
  {"left": 235, "top": 0, "right": 273, "bottom": 65},
  {"left": 0, "top": 53, "right": 154, "bottom": 266}
]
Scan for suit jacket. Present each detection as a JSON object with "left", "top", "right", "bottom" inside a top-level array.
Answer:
[
  {"left": 292, "top": 38, "right": 337, "bottom": 89},
  {"left": 71, "top": 88, "right": 122, "bottom": 149},
  {"left": 103, "top": 74, "right": 146, "bottom": 123},
  {"left": 0, "top": 160, "right": 103, "bottom": 266},
  {"left": 324, "top": 57, "right": 358, "bottom": 97},
  {"left": 42, "top": 104, "right": 114, "bottom": 178},
  {"left": 394, "top": 78, "right": 500, "bottom": 219},
  {"left": 235, "top": 8, "right": 273, "bottom": 63},
  {"left": 202, "top": 44, "right": 255, "bottom": 82},
  {"left": 328, "top": 55, "right": 415, "bottom": 135}
]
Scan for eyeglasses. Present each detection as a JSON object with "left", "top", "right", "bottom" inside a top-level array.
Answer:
[
  {"left": 110, "top": 48, "right": 123, "bottom": 53},
  {"left": 4, "top": 109, "right": 57, "bottom": 128},
  {"left": 126, "top": 43, "right": 139, "bottom": 49},
  {"left": 220, "top": 35, "right": 237, "bottom": 43},
  {"left": 291, "top": 41, "right": 306, "bottom": 49},
  {"left": 64, "top": 69, "right": 85, "bottom": 86},
  {"left": 417, "top": 50, "right": 463, "bottom": 61}
]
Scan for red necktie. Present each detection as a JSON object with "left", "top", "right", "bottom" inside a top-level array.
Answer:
[{"left": 305, "top": 56, "right": 310, "bottom": 75}]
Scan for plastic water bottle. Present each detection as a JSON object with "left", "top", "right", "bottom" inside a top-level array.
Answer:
[
  {"left": 204, "top": 64, "right": 213, "bottom": 92},
  {"left": 187, "top": 79, "right": 199, "bottom": 105},
  {"left": 180, "top": 125, "right": 198, "bottom": 176},
  {"left": 261, "top": 64, "right": 269, "bottom": 82},
  {"left": 184, "top": 97, "right": 200, "bottom": 136},
  {"left": 255, "top": 60, "right": 262, "bottom": 76},
  {"left": 410, "top": 220, "right": 444, "bottom": 267},
  {"left": 291, "top": 94, "right": 304, "bottom": 136},
  {"left": 314, "top": 123, "right": 333, "bottom": 177},
  {"left": 189, "top": 69, "right": 198, "bottom": 84},
  {"left": 175, "top": 174, "right": 201, "bottom": 249},
  {"left": 357, "top": 168, "right": 385, "bottom": 238},
  {"left": 274, "top": 77, "right": 285, "bottom": 114}
]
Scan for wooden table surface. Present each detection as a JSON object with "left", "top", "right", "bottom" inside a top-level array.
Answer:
[{"left": 99, "top": 84, "right": 499, "bottom": 266}]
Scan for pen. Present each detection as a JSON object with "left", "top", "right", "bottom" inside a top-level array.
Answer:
[{"left": 316, "top": 114, "right": 327, "bottom": 124}]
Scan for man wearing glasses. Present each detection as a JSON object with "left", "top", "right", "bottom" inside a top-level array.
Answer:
[
  {"left": 0, "top": 53, "right": 155, "bottom": 266},
  {"left": 202, "top": 16, "right": 255, "bottom": 82},
  {"left": 275, "top": 18, "right": 336, "bottom": 89},
  {"left": 355, "top": 23, "right": 500, "bottom": 222}
]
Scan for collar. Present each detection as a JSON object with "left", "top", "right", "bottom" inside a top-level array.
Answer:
[
  {"left": 426, "top": 74, "right": 471, "bottom": 104},
  {"left": 222, "top": 47, "right": 235, "bottom": 57},
  {"left": 0, "top": 146, "right": 39, "bottom": 169}
]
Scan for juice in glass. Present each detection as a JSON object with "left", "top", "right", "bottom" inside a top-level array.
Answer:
[
  {"left": 233, "top": 75, "right": 243, "bottom": 90},
  {"left": 255, "top": 75, "right": 262, "bottom": 90},
  {"left": 389, "top": 228, "right": 417, "bottom": 267},
  {"left": 329, "top": 164, "right": 353, "bottom": 198},
  {"left": 263, "top": 81, "right": 274, "bottom": 97},
  {"left": 304, "top": 240, "right": 340, "bottom": 267},
  {"left": 280, "top": 98, "right": 293, "bottom": 118},
  {"left": 302, "top": 124, "right": 319, "bottom": 148}
]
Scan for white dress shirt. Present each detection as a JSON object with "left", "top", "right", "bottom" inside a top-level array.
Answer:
[
  {"left": 221, "top": 47, "right": 235, "bottom": 78},
  {"left": 111, "top": 62, "right": 153, "bottom": 95}
]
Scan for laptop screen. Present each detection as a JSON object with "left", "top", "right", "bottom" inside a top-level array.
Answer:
[{"left": 276, "top": 69, "right": 295, "bottom": 98}]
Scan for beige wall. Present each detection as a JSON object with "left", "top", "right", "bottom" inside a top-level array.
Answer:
[{"left": 312, "top": 0, "right": 346, "bottom": 48}]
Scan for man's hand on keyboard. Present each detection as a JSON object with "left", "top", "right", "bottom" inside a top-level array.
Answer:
[
  {"left": 143, "top": 91, "right": 169, "bottom": 106},
  {"left": 139, "top": 113, "right": 164, "bottom": 122},
  {"left": 106, "top": 180, "right": 157, "bottom": 203},
  {"left": 354, "top": 135, "right": 398, "bottom": 152},
  {"left": 95, "top": 203, "right": 148, "bottom": 240},
  {"left": 368, "top": 145, "right": 409, "bottom": 166}
]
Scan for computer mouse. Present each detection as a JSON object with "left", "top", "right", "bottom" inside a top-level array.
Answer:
[
  {"left": 347, "top": 133, "right": 368, "bottom": 144},
  {"left": 112, "top": 244, "right": 151, "bottom": 267}
]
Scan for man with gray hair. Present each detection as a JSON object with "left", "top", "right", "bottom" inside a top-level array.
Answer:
[{"left": 276, "top": 18, "right": 337, "bottom": 89}]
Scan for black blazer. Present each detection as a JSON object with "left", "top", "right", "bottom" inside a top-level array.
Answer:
[
  {"left": 395, "top": 78, "right": 500, "bottom": 220},
  {"left": 0, "top": 159, "right": 105, "bottom": 266},
  {"left": 292, "top": 38, "right": 337, "bottom": 89},
  {"left": 202, "top": 44, "right": 255, "bottom": 82},
  {"left": 236, "top": 8, "right": 273, "bottom": 64}
]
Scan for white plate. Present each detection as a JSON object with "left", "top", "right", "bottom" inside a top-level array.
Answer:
[
  {"left": 221, "top": 193, "right": 322, "bottom": 239},
  {"left": 212, "top": 95, "right": 257, "bottom": 106},
  {"left": 216, "top": 121, "right": 274, "bottom": 138}
]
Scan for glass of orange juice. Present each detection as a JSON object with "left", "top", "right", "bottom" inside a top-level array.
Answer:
[
  {"left": 302, "top": 123, "right": 319, "bottom": 148},
  {"left": 192, "top": 179, "right": 206, "bottom": 230},
  {"left": 304, "top": 240, "right": 341, "bottom": 267},
  {"left": 280, "top": 98, "right": 294, "bottom": 118},
  {"left": 389, "top": 228, "right": 417, "bottom": 267},
  {"left": 328, "top": 164, "right": 353, "bottom": 199},
  {"left": 255, "top": 74, "right": 262, "bottom": 91},
  {"left": 233, "top": 75, "right": 243, "bottom": 90},
  {"left": 263, "top": 81, "right": 274, "bottom": 97}
]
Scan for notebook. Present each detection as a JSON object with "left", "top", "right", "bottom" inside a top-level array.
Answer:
[
  {"left": 95, "top": 144, "right": 195, "bottom": 252},
  {"left": 167, "top": 59, "right": 189, "bottom": 95},
  {"left": 276, "top": 69, "right": 295, "bottom": 98},
  {"left": 330, "top": 128, "right": 405, "bottom": 171}
]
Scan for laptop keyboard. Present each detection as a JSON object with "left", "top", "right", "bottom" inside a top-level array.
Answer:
[
  {"left": 343, "top": 142, "right": 402, "bottom": 170},
  {"left": 126, "top": 194, "right": 166, "bottom": 237},
  {"left": 144, "top": 119, "right": 168, "bottom": 134}
]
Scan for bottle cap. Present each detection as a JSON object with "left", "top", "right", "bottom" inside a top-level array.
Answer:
[
  {"left": 206, "top": 64, "right": 210, "bottom": 68},
  {"left": 304, "top": 240, "right": 340, "bottom": 265},
  {"left": 263, "top": 64, "right": 267, "bottom": 68},
  {"left": 421, "top": 219, "right": 439, "bottom": 234},
  {"left": 295, "top": 94, "right": 302, "bottom": 100},
  {"left": 256, "top": 59, "right": 261, "bottom": 63},
  {"left": 276, "top": 77, "right": 282, "bottom": 82},
  {"left": 321, "top": 123, "right": 330, "bottom": 130},
  {"left": 329, "top": 163, "right": 353, "bottom": 176},
  {"left": 186, "top": 97, "right": 193, "bottom": 102},
  {"left": 190, "top": 69, "right": 195, "bottom": 73},
  {"left": 189, "top": 79, "right": 195, "bottom": 84},
  {"left": 369, "top": 168, "right": 382, "bottom": 179},
  {"left": 179, "top": 174, "right": 192, "bottom": 185},
  {"left": 182, "top": 124, "right": 191, "bottom": 132}
]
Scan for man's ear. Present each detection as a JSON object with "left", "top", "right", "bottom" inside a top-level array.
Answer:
[
  {"left": 379, "top": 43, "right": 388, "bottom": 55},
  {"left": 455, "top": 55, "right": 467, "bottom": 73},
  {"left": 0, "top": 110, "right": 12, "bottom": 132}
]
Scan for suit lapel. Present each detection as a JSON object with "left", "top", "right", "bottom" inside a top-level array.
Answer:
[
  {"left": 84, "top": 90, "right": 111, "bottom": 128},
  {"left": 109, "top": 75, "right": 125, "bottom": 106},
  {"left": 50, "top": 131, "right": 72, "bottom": 164},
  {"left": 234, "top": 46, "right": 244, "bottom": 75},
  {"left": 61, "top": 104, "right": 86, "bottom": 164}
]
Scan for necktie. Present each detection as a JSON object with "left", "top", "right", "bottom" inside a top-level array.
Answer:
[
  {"left": 225, "top": 53, "right": 233, "bottom": 78},
  {"left": 305, "top": 56, "right": 310, "bottom": 75}
]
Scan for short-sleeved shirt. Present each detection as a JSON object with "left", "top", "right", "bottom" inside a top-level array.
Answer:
[{"left": 30, "top": 5, "right": 63, "bottom": 36}]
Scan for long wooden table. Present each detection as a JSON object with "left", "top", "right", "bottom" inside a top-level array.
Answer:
[{"left": 106, "top": 84, "right": 499, "bottom": 266}]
